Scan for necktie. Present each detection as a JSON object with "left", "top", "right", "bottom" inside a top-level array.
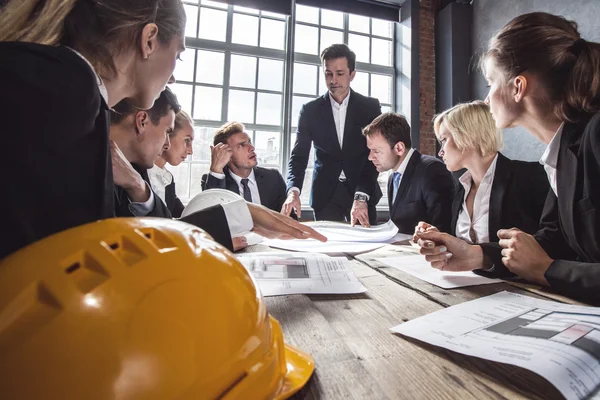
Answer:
[
  {"left": 241, "top": 178, "right": 253, "bottom": 202},
  {"left": 392, "top": 172, "right": 402, "bottom": 203}
]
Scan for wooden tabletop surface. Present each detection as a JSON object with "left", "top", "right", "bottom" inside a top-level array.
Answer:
[{"left": 243, "top": 242, "right": 584, "bottom": 399}]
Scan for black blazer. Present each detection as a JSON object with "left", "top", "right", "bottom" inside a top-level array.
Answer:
[
  {"left": 0, "top": 43, "right": 236, "bottom": 258},
  {"left": 201, "top": 166, "right": 288, "bottom": 213},
  {"left": 481, "top": 113, "right": 600, "bottom": 302},
  {"left": 286, "top": 90, "right": 382, "bottom": 211},
  {"left": 165, "top": 179, "right": 185, "bottom": 218},
  {"left": 0, "top": 43, "right": 114, "bottom": 259},
  {"left": 114, "top": 164, "right": 171, "bottom": 218},
  {"left": 451, "top": 153, "right": 549, "bottom": 242},
  {"left": 388, "top": 150, "right": 455, "bottom": 234}
]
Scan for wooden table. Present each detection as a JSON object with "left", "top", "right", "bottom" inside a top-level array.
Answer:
[{"left": 242, "top": 242, "right": 589, "bottom": 399}]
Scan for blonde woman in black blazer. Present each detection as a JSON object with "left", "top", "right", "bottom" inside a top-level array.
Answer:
[{"left": 415, "top": 101, "right": 548, "bottom": 249}]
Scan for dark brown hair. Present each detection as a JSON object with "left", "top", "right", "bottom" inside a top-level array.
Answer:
[
  {"left": 0, "top": 0, "right": 186, "bottom": 79},
  {"left": 213, "top": 121, "right": 245, "bottom": 146},
  {"left": 320, "top": 43, "right": 356, "bottom": 73},
  {"left": 481, "top": 12, "right": 600, "bottom": 122},
  {"left": 363, "top": 113, "right": 412, "bottom": 148},
  {"left": 110, "top": 87, "right": 181, "bottom": 126}
]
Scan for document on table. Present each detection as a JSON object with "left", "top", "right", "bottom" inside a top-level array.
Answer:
[
  {"left": 303, "top": 219, "right": 399, "bottom": 242},
  {"left": 375, "top": 254, "right": 502, "bottom": 289},
  {"left": 264, "top": 221, "right": 410, "bottom": 254},
  {"left": 391, "top": 291, "right": 600, "bottom": 400},
  {"left": 236, "top": 252, "right": 366, "bottom": 296}
]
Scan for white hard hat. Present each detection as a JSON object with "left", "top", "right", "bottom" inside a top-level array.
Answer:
[{"left": 181, "top": 189, "right": 243, "bottom": 218}]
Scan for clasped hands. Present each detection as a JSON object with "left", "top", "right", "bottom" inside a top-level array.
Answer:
[{"left": 412, "top": 222, "right": 552, "bottom": 285}]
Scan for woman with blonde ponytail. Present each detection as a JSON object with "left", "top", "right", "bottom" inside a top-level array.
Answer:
[
  {"left": 0, "top": 0, "right": 186, "bottom": 258},
  {"left": 415, "top": 12, "right": 600, "bottom": 302}
]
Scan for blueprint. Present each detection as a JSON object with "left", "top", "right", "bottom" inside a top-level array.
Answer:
[
  {"left": 236, "top": 252, "right": 367, "bottom": 296},
  {"left": 391, "top": 291, "right": 600, "bottom": 399}
]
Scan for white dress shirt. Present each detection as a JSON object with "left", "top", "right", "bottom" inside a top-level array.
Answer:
[
  {"left": 331, "top": 91, "right": 350, "bottom": 182},
  {"left": 455, "top": 154, "right": 498, "bottom": 244},
  {"left": 229, "top": 169, "right": 262, "bottom": 205},
  {"left": 329, "top": 92, "right": 350, "bottom": 184},
  {"left": 392, "top": 148, "right": 415, "bottom": 189},
  {"left": 540, "top": 122, "right": 564, "bottom": 198},
  {"left": 330, "top": 91, "right": 350, "bottom": 148},
  {"left": 221, "top": 198, "right": 254, "bottom": 236},
  {"left": 209, "top": 169, "right": 262, "bottom": 205},
  {"left": 148, "top": 165, "right": 173, "bottom": 204}
]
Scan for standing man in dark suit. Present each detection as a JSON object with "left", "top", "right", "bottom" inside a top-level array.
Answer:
[
  {"left": 363, "top": 113, "right": 454, "bottom": 234},
  {"left": 282, "top": 44, "right": 382, "bottom": 226},
  {"left": 201, "top": 121, "right": 288, "bottom": 213}
]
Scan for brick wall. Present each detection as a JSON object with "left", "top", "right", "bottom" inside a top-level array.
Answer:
[{"left": 418, "top": 0, "right": 438, "bottom": 156}]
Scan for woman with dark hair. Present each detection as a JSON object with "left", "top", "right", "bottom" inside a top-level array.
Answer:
[
  {"left": 0, "top": 0, "right": 325, "bottom": 258},
  {"left": 415, "top": 12, "right": 600, "bottom": 302}
]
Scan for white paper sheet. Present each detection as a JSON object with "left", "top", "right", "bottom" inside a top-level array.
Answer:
[
  {"left": 236, "top": 252, "right": 366, "bottom": 296},
  {"left": 264, "top": 232, "right": 413, "bottom": 254},
  {"left": 375, "top": 254, "right": 503, "bottom": 289},
  {"left": 391, "top": 291, "right": 600, "bottom": 400},
  {"left": 303, "top": 220, "right": 399, "bottom": 242}
]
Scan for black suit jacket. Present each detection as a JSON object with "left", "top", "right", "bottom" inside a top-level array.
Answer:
[
  {"left": 451, "top": 153, "right": 549, "bottom": 242},
  {"left": 201, "top": 166, "right": 288, "bottom": 212},
  {"left": 0, "top": 43, "right": 114, "bottom": 259},
  {"left": 165, "top": 179, "right": 185, "bottom": 218},
  {"left": 114, "top": 164, "right": 172, "bottom": 218},
  {"left": 287, "top": 90, "right": 382, "bottom": 210},
  {"left": 481, "top": 113, "right": 600, "bottom": 302},
  {"left": 388, "top": 150, "right": 454, "bottom": 234}
]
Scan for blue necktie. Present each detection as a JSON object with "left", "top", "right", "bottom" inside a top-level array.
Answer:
[
  {"left": 392, "top": 172, "right": 402, "bottom": 203},
  {"left": 241, "top": 178, "right": 253, "bottom": 202}
]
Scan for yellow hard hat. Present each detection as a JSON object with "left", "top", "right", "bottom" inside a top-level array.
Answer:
[{"left": 0, "top": 218, "right": 314, "bottom": 399}]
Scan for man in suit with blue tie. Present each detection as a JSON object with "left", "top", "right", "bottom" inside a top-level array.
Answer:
[
  {"left": 282, "top": 44, "right": 382, "bottom": 226},
  {"left": 201, "top": 121, "right": 288, "bottom": 213},
  {"left": 363, "top": 113, "right": 454, "bottom": 234}
]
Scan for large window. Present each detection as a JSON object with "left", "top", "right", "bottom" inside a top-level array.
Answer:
[{"left": 169, "top": 1, "right": 396, "bottom": 207}]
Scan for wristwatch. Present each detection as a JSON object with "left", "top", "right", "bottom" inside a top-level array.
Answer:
[{"left": 354, "top": 193, "right": 368, "bottom": 202}]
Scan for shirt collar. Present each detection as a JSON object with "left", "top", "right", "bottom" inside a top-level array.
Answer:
[
  {"left": 459, "top": 153, "right": 499, "bottom": 190},
  {"left": 229, "top": 169, "right": 256, "bottom": 185},
  {"left": 150, "top": 164, "right": 173, "bottom": 185},
  {"left": 540, "top": 122, "right": 564, "bottom": 170},
  {"left": 395, "top": 148, "right": 415, "bottom": 175},
  {"left": 329, "top": 90, "right": 351, "bottom": 110},
  {"left": 67, "top": 47, "right": 109, "bottom": 105}
]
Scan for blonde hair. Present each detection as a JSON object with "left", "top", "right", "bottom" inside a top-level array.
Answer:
[
  {"left": 433, "top": 101, "right": 502, "bottom": 157},
  {"left": 0, "top": 0, "right": 185, "bottom": 79},
  {"left": 173, "top": 109, "right": 194, "bottom": 135},
  {"left": 213, "top": 121, "right": 245, "bottom": 146}
]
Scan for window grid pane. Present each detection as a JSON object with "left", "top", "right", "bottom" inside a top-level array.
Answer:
[
  {"left": 232, "top": 13, "right": 259, "bottom": 46},
  {"left": 198, "top": 8, "right": 227, "bottom": 41}
]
